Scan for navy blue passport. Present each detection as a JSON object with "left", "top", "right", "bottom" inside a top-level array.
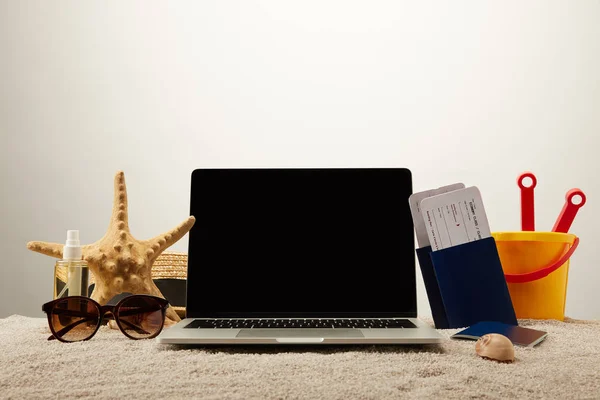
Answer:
[
  {"left": 420, "top": 237, "right": 517, "bottom": 329},
  {"left": 452, "top": 321, "right": 548, "bottom": 347},
  {"left": 416, "top": 246, "right": 450, "bottom": 329}
]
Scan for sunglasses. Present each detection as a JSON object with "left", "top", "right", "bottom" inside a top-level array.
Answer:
[{"left": 42, "top": 295, "right": 170, "bottom": 342}]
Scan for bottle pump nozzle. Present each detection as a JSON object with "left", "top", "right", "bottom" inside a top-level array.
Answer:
[{"left": 63, "top": 230, "right": 82, "bottom": 260}]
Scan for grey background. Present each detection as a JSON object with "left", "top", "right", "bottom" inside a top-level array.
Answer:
[{"left": 1, "top": 1, "right": 599, "bottom": 319}]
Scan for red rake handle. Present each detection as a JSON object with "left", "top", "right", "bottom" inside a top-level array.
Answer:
[
  {"left": 552, "top": 189, "right": 586, "bottom": 233},
  {"left": 518, "top": 172, "right": 537, "bottom": 231},
  {"left": 504, "top": 237, "right": 579, "bottom": 283}
]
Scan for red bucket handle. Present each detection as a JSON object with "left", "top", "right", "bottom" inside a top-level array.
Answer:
[{"left": 504, "top": 237, "right": 579, "bottom": 283}]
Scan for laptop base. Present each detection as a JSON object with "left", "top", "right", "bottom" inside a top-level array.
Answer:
[{"left": 157, "top": 318, "right": 444, "bottom": 345}]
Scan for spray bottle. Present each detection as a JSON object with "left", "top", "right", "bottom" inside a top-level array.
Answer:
[{"left": 53, "top": 230, "right": 90, "bottom": 298}]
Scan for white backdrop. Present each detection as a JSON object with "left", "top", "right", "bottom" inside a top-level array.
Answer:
[{"left": 1, "top": 1, "right": 599, "bottom": 319}]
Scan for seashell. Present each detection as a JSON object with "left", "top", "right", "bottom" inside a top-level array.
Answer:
[{"left": 475, "top": 334, "right": 515, "bottom": 362}]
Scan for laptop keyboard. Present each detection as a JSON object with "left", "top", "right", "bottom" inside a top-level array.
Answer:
[{"left": 184, "top": 319, "right": 417, "bottom": 329}]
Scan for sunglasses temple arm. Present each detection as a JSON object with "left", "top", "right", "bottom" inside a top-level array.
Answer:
[
  {"left": 117, "top": 318, "right": 152, "bottom": 335},
  {"left": 115, "top": 305, "right": 168, "bottom": 335},
  {"left": 49, "top": 317, "right": 97, "bottom": 340},
  {"left": 48, "top": 318, "right": 151, "bottom": 339},
  {"left": 117, "top": 304, "right": 169, "bottom": 317}
]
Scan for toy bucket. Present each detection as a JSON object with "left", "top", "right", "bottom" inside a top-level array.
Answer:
[{"left": 492, "top": 232, "right": 579, "bottom": 320}]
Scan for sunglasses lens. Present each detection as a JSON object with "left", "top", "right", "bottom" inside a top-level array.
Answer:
[
  {"left": 50, "top": 298, "right": 100, "bottom": 342},
  {"left": 117, "top": 296, "right": 165, "bottom": 339}
]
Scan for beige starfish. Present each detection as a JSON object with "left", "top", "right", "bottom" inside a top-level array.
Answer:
[{"left": 27, "top": 171, "right": 195, "bottom": 325}]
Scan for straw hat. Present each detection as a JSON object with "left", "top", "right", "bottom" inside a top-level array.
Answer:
[{"left": 147, "top": 251, "right": 187, "bottom": 318}]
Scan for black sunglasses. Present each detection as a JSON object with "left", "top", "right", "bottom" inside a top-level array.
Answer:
[{"left": 42, "top": 295, "right": 170, "bottom": 343}]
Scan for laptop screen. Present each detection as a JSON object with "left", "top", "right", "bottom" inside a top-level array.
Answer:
[{"left": 186, "top": 168, "right": 416, "bottom": 318}]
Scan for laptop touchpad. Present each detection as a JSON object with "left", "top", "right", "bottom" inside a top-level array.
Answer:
[{"left": 236, "top": 329, "right": 364, "bottom": 338}]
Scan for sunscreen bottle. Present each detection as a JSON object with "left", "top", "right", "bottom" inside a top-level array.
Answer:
[{"left": 53, "top": 230, "right": 90, "bottom": 298}]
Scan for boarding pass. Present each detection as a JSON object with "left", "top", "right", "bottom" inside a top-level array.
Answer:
[{"left": 419, "top": 186, "right": 491, "bottom": 251}]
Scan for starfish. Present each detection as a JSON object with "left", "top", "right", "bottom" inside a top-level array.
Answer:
[{"left": 27, "top": 171, "right": 195, "bottom": 325}]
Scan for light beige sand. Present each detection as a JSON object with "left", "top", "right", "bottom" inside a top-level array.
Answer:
[{"left": 1, "top": 315, "right": 599, "bottom": 399}]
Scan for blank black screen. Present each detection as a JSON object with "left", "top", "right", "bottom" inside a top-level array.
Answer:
[{"left": 186, "top": 168, "right": 416, "bottom": 318}]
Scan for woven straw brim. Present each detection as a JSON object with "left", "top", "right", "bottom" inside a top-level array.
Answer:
[
  {"left": 55, "top": 251, "right": 188, "bottom": 282},
  {"left": 151, "top": 252, "right": 187, "bottom": 280}
]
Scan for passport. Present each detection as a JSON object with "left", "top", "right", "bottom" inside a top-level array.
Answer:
[{"left": 452, "top": 321, "right": 548, "bottom": 347}]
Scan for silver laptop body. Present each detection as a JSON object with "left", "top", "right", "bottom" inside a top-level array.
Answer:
[{"left": 157, "top": 168, "right": 444, "bottom": 345}]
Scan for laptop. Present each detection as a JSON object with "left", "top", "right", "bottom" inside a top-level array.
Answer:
[{"left": 157, "top": 168, "right": 444, "bottom": 344}]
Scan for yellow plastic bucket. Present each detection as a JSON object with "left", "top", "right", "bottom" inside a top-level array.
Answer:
[{"left": 492, "top": 232, "right": 579, "bottom": 320}]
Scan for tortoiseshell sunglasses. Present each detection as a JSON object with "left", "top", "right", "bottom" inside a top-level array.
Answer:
[{"left": 42, "top": 295, "right": 169, "bottom": 343}]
